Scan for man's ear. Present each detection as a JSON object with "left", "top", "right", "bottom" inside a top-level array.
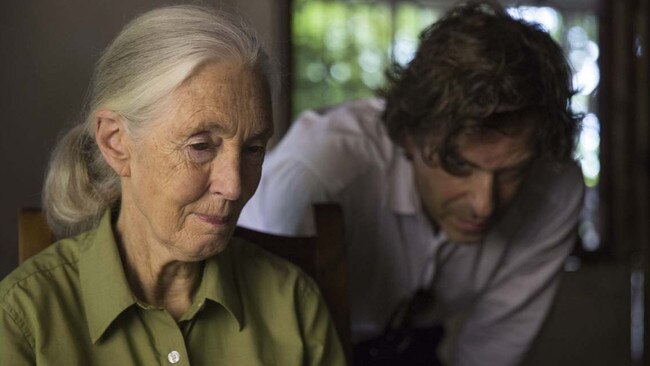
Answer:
[
  {"left": 95, "top": 109, "right": 131, "bottom": 177},
  {"left": 402, "top": 132, "right": 417, "bottom": 161}
]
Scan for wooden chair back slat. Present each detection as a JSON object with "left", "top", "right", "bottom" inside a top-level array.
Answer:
[{"left": 18, "top": 208, "right": 53, "bottom": 263}]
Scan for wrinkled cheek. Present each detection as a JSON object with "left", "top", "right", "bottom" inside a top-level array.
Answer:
[
  {"left": 156, "top": 178, "right": 207, "bottom": 231},
  {"left": 171, "top": 171, "right": 209, "bottom": 201}
]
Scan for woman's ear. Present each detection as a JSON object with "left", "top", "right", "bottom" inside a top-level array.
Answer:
[{"left": 95, "top": 110, "right": 131, "bottom": 177}]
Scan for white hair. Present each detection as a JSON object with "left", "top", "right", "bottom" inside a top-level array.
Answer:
[{"left": 43, "top": 5, "right": 275, "bottom": 238}]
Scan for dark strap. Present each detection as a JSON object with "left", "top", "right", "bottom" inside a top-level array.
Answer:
[{"left": 384, "top": 239, "right": 456, "bottom": 331}]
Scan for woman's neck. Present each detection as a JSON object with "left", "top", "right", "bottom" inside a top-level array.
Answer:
[{"left": 115, "top": 206, "right": 203, "bottom": 321}]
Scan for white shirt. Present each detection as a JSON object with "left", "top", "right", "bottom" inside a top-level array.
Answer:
[{"left": 239, "top": 98, "right": 585, "bottom": 366}]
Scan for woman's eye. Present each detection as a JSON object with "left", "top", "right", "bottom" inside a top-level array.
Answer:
[
  {"left": 246, "top": 146, "right": 265, "bottom": 154},
  {"left": 189, "top": 141, "right": 212, "bottom": 151},
  {"left": 244, "top": 145, "right": 266, "bottom": 164},
  {"left": 187, "top": 140, "right": 216, "bottom": 163}
]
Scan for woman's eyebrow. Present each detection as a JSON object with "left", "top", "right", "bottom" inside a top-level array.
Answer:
[
  {"left": 188, "top": 120, "right": 273, "bottom": 141},
  {"left": 195, "top": 120, "right": 230, "bottom": 133},
  {"left": 249, "top": 125, "right": 274, "bottom": 141}
]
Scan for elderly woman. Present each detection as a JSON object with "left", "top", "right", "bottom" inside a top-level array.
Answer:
[{"left": 0, "top": 5, "right": 345, "bottom": 365}]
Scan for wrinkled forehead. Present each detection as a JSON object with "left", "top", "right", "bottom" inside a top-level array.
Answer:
[{"left": 163, "top": 61, "right": 273, "bottom": 138}]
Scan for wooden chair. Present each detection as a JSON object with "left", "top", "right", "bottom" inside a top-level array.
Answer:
[
  {"left": 17, "top": 208, "right": 54, "bottom": 263},
  {"left": 18, "top": 204, "right": 351, "bottom": 358}
]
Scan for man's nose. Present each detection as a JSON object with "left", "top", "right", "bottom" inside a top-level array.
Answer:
[
  {"left": 469, "top": 172, "right": 495, "bottom": 219},
  {"left": 208, "top": 151, "right": 242, "bottom": 201}
]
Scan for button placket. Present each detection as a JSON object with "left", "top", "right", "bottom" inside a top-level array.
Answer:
[{"left": 141, "top": 308, "right": 190, "bottom": 365}]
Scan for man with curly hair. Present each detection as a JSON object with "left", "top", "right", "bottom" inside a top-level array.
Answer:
[{"left": 239, "top": 1, "right": 584, "bottom": 364}]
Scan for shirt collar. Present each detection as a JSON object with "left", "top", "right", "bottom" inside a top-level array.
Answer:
[
  {"left": 388, "top": 149, "right": 421, "bottom": 215},
  {"left": 387, "top": 149, "right": 447, "bottom": 238},
  {"left": 78, "top": 210, "right": 137, "bottom": 344},
  {"left": 191, "top": 242, "right": 244, "bottom": 330}
]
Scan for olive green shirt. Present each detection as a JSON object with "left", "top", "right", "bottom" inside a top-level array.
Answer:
[{"left": 0, "top": 211, "right": 345, "bottom": 365}]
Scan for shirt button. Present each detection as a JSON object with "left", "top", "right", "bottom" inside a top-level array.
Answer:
[{"left": 167, "top": 350, "right": 181, "bottom": 364}]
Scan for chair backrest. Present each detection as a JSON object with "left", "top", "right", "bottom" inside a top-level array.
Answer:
[
  {"left": 18, "top": 208, "right": 53, "bottom": 263},
  {"left": 18, "top": 204, "right": 350, "bottom": 358}
]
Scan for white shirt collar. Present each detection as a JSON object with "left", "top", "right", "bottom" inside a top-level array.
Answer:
[{"left": 388, "top": 148, "right": 421, "bottom": 215}]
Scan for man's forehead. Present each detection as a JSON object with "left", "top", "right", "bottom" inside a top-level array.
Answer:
[
  {"left": 456, "top": 128, "right": 535, "bottom": 170},
  {"left": 459, "top": 126, "right": 531, "bottom": 144}
]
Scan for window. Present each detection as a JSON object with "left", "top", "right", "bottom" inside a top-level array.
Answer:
[{"left": 292, "top": 0, "right": 439, "bottom": 117}]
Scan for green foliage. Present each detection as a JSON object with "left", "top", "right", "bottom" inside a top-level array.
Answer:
[{"left": 292, "top": 0, "right": 438, "bottom": 119}]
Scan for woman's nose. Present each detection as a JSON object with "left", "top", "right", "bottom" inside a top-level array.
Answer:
[{"left": 208, "top": 152, "right": 242, "bottom": 201}]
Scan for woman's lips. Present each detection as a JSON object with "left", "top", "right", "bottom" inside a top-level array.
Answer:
[{"left": 195, "top": 213, "right": 231, "bottom": 226}]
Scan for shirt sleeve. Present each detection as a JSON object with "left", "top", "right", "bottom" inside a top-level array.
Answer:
[
  {"left": 296, "top": 274, "right": 348, "bottom": 366},
  {"left": 452, "top": 163, "right": 585, "bottom": 366},
  {"left": 238, "top": 109, "right": 341, "bottom": 237},
  {"left": 238, "top": 156, "right": 331, "bottom": 236},
  {"left": 239, "top": 100, "right": 385, "bottom": 238},
  {"left": 0, "top": 303, "right": 35, "bottom": 365}
]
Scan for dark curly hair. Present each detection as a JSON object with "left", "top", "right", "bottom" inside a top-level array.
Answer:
[{"left": 380, "top": 0, "right": 582, "bottom": 172}]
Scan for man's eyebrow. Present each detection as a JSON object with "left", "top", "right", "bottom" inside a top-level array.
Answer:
[
  {"left": 460, "top": 153, "right": 535, "bottom": 171},
  {"left": 500, "top": 155, "right": 536, "bottom": 171}
]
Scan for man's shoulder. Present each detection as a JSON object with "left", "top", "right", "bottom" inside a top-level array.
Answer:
[
  {"left": 523, "top": 159, "right": 584, "bottom": 207},
  {"left": 279, "top": 98, "right": 392, "bottom": 156},
  {"left": 269, "top": 98, "right": 396, "bottom": 182},
  {"left": 295, "top": 97, "right": 386, "bottom": 136},
  {"left": 494, "top": 159, "right": 585, "bottom": 248}
]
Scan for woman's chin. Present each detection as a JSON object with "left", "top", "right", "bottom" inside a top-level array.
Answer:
[{"left": 188, "top": 239, "right": 231, "bottom": 261}]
